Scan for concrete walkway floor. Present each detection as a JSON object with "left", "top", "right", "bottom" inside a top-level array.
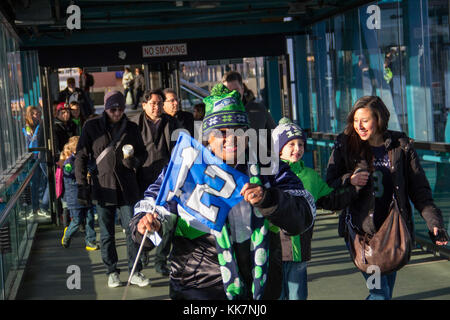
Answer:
[{"left": 15, "top": 211, "right": 450, "bottom": 300}]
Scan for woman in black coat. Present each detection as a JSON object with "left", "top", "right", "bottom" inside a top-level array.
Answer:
[{"left": 326, "top": 96, "right": 448, "bottom": 300}]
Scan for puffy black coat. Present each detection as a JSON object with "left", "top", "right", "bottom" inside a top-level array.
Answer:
[
  {"left": 130, "top": 161, "right": 316, "bottom": 300},
  {"left": 326, "top": 130, "right": 445, "bottom": 240},
  {"left": 74, "top": 112, "right": 147, "bottom": 206},
  {"left": 129, "top": 112, "right": 179, "bottom": 195}
]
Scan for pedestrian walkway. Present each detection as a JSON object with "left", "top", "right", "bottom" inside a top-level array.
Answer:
[
  {"left": 308, "top": 211, "right": 450, "bottom": 300},
  {"left": 15, "top": 211, "right": 450, "bottom": 300},
  {"left": 16, "top": 223, "right": 169, "bottom": 300}
]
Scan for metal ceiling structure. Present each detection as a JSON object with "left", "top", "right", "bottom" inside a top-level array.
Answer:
[{"left": 1, "top": 0, "right": 374, "bottom": 48}]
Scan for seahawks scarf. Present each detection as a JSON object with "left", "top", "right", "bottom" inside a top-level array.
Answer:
[{"left": 214, "top": 164, "right": 270, "bottom": 300}]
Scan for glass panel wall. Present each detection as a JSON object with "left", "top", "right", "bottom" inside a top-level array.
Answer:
[
  {"left": 0, "top": 16, "right": 43, "bottom": 300},
  {"left": 0, "top": 26, "right": 25, "bottom": 174},
  {"left": 303, "top": 0, "right": 450, "bottom": 251},
  {"left": 179, "top": 57, "right": 266, "bottom": 111},
  {"left": 306, "top": 0, "right": 450, "bottom": 143},
  {"left": 0, "top": 26, "right": 40, "bottom": 177}
]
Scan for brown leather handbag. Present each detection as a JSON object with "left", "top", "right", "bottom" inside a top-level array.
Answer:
[{"left": 345, "top": 197, "right": 412, "bottom": 275}]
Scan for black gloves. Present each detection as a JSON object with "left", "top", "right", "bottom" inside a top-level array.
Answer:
[
  {"left": 428, "top": 228, "right": 449, "bottom": 245},
  {"left": 122, "top": 156, "right": 140, "bottom": 170}
]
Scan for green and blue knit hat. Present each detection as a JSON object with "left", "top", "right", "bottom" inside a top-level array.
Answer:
[{"left": 202, "top": 83, "right": 250, "bottom": 136}]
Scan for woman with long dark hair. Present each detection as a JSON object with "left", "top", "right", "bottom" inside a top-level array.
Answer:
[{"left": 326, "top": 96, "right": 448, "bottom": 300}]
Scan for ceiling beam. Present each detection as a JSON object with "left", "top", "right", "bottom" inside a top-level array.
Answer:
[{"left": 21, "top": 19, "right": 302, "bottom": 48}]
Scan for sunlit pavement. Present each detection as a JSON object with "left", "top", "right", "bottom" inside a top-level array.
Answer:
[{"left": 15, "top": 210, "right": 450, "bottom": 300}]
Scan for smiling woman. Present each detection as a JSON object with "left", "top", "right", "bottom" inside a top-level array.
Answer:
[{"left": 326, "top": 95, "right": 448, "bottom": 300}]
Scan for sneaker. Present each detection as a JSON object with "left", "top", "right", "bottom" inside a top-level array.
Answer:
[
  {"left": 61, "top": 227, "right": 71, "bottom": 248},
  {"left": 155, "top": 264, "right": 170, "bottom": 276},
  {"left": 108, "top": 272, "right": 122, "bottom": 288},
  {"left": 85, "top": 241, "right": 99, "bottom": 251},
  {"left": 37, "top": 209, "right": 50, "bottom": 217},
  {"left": 26, "top": 211, "right": 37, "bottom": 220},
  {"left": 130, "top": 272, "right": 151, "bottom": 287}
]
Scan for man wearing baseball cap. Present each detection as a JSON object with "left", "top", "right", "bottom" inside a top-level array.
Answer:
[{"left": 75, "top": 91, "right": 150, "bottom": 288}]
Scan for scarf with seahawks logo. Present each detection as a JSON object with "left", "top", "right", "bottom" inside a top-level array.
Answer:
[{"left": 214, "top": 164, "right": 270, "bottom": 300}]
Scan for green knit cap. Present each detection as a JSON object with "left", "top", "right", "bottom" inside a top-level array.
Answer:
[{"left": 202, "top": 83, "right": 249, "bottom": 136}]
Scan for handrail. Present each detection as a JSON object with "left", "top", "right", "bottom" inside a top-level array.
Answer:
[
  {"left": 310, "top": 132, "right": 450, "bottom": 153},
  {"left": 0, "top": 153, "right": 34, "bottom": 195},
  {"left": 179, "top": 78, "right": 210, "bottom": 99},
  {"left": 180, "top": 86, "right": 206, "bottom": 100},
  {"left": 0, "top": 159, "right": 39, "bottom": 227}
]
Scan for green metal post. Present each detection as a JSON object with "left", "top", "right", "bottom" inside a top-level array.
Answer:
[{"left": 264, "top": 56, "right": 282, "bottom": 123}]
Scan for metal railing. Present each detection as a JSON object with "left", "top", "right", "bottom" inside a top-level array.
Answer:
[
  {"left": 310, "top": 131, "right": 450, "bottom": 154},
  {"left": 0, "top": 155, "right": 38, "bottom": 300}
]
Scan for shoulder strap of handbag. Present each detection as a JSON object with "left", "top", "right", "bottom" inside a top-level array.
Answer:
[
  {"left": 96, "top": 118, "right": 127, "bottom": 166},
  {"left": 31, "top": 124, "right": 40, "bottom": 141}
]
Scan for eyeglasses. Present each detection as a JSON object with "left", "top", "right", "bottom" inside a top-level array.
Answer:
[
  {"left": 148, "top": 102, "right": 162, "bottom": 106},
  {"left": 109, "top": 108, "right": 125, "bottom": 113},
  {"left": 165, "top": 99, "right": 178, "bottom": 104}
]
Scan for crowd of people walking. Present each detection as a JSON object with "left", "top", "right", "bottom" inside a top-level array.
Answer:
[{"left": 24, "top": 69, "right": 448, "bottom": 301}]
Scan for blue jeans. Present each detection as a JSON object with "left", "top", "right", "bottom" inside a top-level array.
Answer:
[
  {"left": 39, "top": 162, "right": 49, "bottom": 211},
  {"left": 30, "top": 164, "right": 43, "bottom": 211},
  {"left": 65, "top": 207, "right": 96, "bottom": 244},
  {"left": 345, "top": 240, "right": 397, "bottom": 300},
  {"left": 361, "top": 270, "right": 397, "bottom": 300},
  {"left": 96, "top": 204, "right": 142, "bottom": 275},
  {"left": 279, "top": 261, "right": 308, "bottom": 300}
]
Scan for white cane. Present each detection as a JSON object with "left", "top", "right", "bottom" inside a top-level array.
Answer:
[{"left": 122, "top": 208, "right": 157, "bottom": 300}]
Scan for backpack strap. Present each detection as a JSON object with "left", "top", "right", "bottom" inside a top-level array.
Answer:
[{"left": 96, "top": 118, "right": 127, "bottom": 166}]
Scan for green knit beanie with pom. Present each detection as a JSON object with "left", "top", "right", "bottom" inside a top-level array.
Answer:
[{"left": 202, "top": 83, "right": 249, "bottom": 136}]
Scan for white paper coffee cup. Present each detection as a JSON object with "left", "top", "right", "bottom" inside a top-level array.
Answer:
[{"left": 122, "top": 144, "right": 134, "bottom": 159}]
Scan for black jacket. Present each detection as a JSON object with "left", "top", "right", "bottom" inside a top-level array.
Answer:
[
  {"left": 54, "top": 119, "right": 77, "bottom": 155},
  {"left": 173, "top": 110, "right": 194, "bottom": 137},
  {"left": 37, "top": 118, "right": 77, "bottom": 163},
  {"left": 242, "top": 94, "right": 276, "bottom": 162},
  {"left": 130, "top": 161, "right": 315, "bottom": 300},
  {"left": 129, "top": 112, "right": 178, "bottom": 195},
  {"left": 74, "top": 112, "right": 147, "bottom": 206},
  {"left": 326, "top": 130, "right": 445, "bottom": 240},
  {"left": 243, "top": 98, "right": 276, "bottom": 133},
  {"left": 58, "top": 87, "right": 94, "bottom": 118}
]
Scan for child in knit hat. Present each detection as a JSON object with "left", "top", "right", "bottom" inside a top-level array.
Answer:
[{"left": 272, "top": 117, "right": 359, "bottom": 300}]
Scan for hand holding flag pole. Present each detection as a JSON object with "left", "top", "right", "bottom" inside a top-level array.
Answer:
[
  {"left": 122, "top": 131, "right": 250, "bottom": 299},
  {"left": 121, "top": 207, "right": 160, "bottom": 300}
]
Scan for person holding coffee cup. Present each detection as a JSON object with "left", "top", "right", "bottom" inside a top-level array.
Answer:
[{"left": 75, "top": 90, "right": 150, "bottom": 288}]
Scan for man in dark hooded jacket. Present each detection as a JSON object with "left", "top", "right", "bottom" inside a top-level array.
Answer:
[{"left": 75, "top": 91, "right": 150, "bottom": 288}]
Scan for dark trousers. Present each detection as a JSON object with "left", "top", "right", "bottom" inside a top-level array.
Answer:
[
  {"left": 124, "top": 88, "right": 133, "bottom": 105},
  {"left": 133, "top": 88, "right": 143, "bottom": 109},
  {"left": 155, "top": 214, "right": 176, "bottom": 267},
  {"left": 96, "top": 204, "right": 142, "bottom": 275}
]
